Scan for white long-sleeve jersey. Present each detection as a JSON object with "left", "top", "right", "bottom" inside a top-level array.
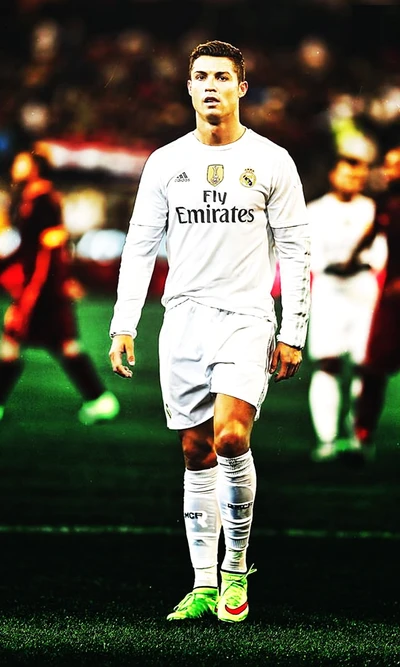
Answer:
[
  {"left": 110, "top": 128, "right": 311, "bottom": 349},
  {"left": 307, "top": 192, "right": 388, "bottom": 275}
]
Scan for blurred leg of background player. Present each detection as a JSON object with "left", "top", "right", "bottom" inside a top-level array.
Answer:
[
  {"left": 351, "top": 291, "right": 400, "bottom": 459},
  {"left": 0, "top": 331, "right": 119, "bottom": 425},
  {"left": 308, "top": 269, "right": 381, "bottom": 461}
]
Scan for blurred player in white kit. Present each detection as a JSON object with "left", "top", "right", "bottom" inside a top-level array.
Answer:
[
  {"left": 109, "top": 40, "right": 310, "bottom": 622},
  {"left": 307, "top": 155, "right": 387, "bottom": 462}
]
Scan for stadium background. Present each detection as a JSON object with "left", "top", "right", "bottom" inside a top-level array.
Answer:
[{"left": 0, "top": 1, "right": 400, "bottom": 665}]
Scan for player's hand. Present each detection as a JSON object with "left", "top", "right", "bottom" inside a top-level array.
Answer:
[
  {"left": 325, "top": 260, "right": 370, "bottom": 277},
  {"left": 270, "top": 342, "right": 302, "bottom": 383},
  {"left": 63, "top": 278, "right": 86, "bottom": 300},
  {"left": 325, "top": 262, "right": 352, "bottom": 276},
  {"left": 109, "top": 334, "right": 135, "bottom": 378}
]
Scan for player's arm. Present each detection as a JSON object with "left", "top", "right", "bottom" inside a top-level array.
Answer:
[
  {"left": 268, "top": 152, "right": 311, "bottom": 381},
  {"left": 270, "top": 223, "right": 310, "bottom": 382},
  {"left": 109, "top": 152, "right": 167, "bottom": 377},
  {"left": 325, "top": 220, "right": 378, "bottom": 277}
]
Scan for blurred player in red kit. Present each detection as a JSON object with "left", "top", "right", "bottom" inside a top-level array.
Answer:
[
  {"left": 346, "top": 146, "right": 400, "bottom": 460},
  {"left": 0, "top": 151, "right": 119, "bottom": 424}
]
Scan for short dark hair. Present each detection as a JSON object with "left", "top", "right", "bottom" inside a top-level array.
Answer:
[{"left": 188, "top": 40, "right": 245, "bottom": 83}]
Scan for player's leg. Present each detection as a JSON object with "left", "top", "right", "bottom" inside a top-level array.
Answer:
[
  {"left": 0, "top": 333, "right": 24, "bottom": 421},
  {"left": 208, "top": 313, "right": 273, "bottom": 622},
  {"left": 167, "top": 418, "right": 220, "bottom": 620},
  {"left": 213, "top": 394, "right": 255, "bottom": 571},
  {"left": 353, "top": 368, "right": 387, "bottom": 443},
  {"left": 309, "top": 357, "right": 343, "bottom": 461},
  {"left": 56, "top": 339, "right": 119, "bottom": 424},
  {"left": 160, "top": 301, "right": 222, "bottom": 619},
  {"left": 307, "top": 276, "right": 346, "bottom": 460},
  {"left": 351, "top": 294, "right": 398, "bottom": 456},
  {"left": 213, "top": 394, "right": 257, "bottom": 622},
  {"left": 342, "top": 273, "right": 383, "bottom": 459}
]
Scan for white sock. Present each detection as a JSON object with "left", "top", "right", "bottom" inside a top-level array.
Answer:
[
  {"left": 183, "top": 466, "right": 221, "bottom": 589},
  {"left": 309, "top": 370, "right": 341, "bottom": 444},
  {"left": 347, "top": 375, "right": 362, "bottom": 429},
  {"left": 216, "top": 450, "right": 256, "bottom": 574}
]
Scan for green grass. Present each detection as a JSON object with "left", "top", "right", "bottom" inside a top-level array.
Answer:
[
  {"left": 1, "top": 533, "right": 400, "bottom": 666},
  {"left": 0, "top": 293, "right": 399, "bottom": 532},
  {"left": 1, "top": 293, "right": 400, "bottom": 665}
]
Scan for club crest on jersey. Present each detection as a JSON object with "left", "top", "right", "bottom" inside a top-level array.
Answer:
[
  {"left": 240, "top": 168, "right": 256, "bottom": 188},
  {"left": 207, "top": 164, "right": 224, "bottom": 186}
]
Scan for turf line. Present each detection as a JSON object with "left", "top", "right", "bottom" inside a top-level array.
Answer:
[{"left": 0, "top": 525, "right": 399, "bottom": 540}]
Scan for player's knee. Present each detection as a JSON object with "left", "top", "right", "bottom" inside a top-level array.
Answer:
[
  {"left": 214, "top": 421, "right": 250, "bottom": 458},
  {"left": 182, "top": 438, "right": 216, "bottom": 469},
  {"left": 0, "top": 336, "right": 20, "bottom": 361},
  {"left": 61, "top": 339, "right": 82, "bottom": 357}
]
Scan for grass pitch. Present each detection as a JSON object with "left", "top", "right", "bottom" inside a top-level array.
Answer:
[{"left": 0, "top": 294, "right": 399, "bottom": 665}]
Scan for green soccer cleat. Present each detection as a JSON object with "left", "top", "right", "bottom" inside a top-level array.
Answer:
[
  {"left": 310, "top": 442, "right": 338, "bottom": 462},
  {"left": 166, "top": 587, "right": 218, "bottom": 621},
  {"left": 78, "top": 391, "right": 120, "bottom": 425},
  {"left": 217, "top": 565, "right": 257, "bottom": 623}
]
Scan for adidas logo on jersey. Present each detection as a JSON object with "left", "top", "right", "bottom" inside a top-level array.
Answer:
[{"left": 175, "top": 172, "right": 190, "bottom": 182}]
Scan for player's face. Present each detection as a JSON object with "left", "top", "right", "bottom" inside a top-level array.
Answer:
[
  {"left": 330, "top": 159, "right": 369, "bottom": 196},
  {"left": 11, "top": 153, "right": 34, "bottom": 183},
  {"left": 383, "top": 149, "right": 400, "bottom": 182},
  {"left": 187, "top": 55, "right": 248, "bottom": 124}
]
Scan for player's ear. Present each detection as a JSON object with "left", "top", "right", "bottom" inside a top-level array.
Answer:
[
  {"left": 187, "top": 80, "right": 192, "bottom": 96},
  {"left": 238, "top": 81, "right": 248, "bottom": 98}
]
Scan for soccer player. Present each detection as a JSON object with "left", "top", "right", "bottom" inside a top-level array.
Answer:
[
  {"left": 307, "top": 155, "right": 387, "bottom": 462},
  {"left": 109, "top": 41, "right": 310, "bottom": 622},
  {"left": 345, "top": 146, "right": 400, "bottom": 460},
  {"left": 0, "top": 151, "right": 120, "bottom": 425}
]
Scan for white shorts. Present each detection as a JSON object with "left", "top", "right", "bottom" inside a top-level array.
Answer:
[
  {"left": 159, "top": 299, "right": 276, "bottom": 430},
  {"left": 308, "top": 272, "right": 380, "bottom": 364}
]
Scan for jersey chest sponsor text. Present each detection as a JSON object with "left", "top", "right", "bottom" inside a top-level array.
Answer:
[{"left": 175, "top": 189, "right": 255, "bottom": 224}]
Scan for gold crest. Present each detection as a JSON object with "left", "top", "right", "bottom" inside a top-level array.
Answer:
[
  {"left": 207, "top": 164, "right": 224, "bottom": 186},
  {"left": 240, "top": 168, "right": 256, "bottom": 188}
]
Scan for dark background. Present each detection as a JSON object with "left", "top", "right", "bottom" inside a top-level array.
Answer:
[{"left": 0, "top": 2, "right": 399, "bottom": 664}]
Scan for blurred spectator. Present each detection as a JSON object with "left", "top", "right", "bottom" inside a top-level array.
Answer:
[
  {"left": 0, "top": 1, "right": 397, "bottom": 251},
  {"left": 0, "top": 2, "right": 397, "bottom": 184}
]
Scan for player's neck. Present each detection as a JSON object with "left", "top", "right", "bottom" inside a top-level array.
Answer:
[
  {"left": 332, "top": 191, "right": 355, "bottom": 203},
  {"left": 193, "top": 119, "right": 246, "bottom": 146}
]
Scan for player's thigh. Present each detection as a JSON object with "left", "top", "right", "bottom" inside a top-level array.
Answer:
[
  {"left": 159, "top": 300, "right": 215, "bottom": 429},
  {"left": 345, "top": 273, "right": 379, "bottom": 363},
  {"left": 365, "top": 296, "right": 400, "bottom": 372},
  {"left": 211, "top": 314, "right": 275, "bottom": 419},
  {"left": 308, "top": 279, "right": 348, "bottom": 359}
]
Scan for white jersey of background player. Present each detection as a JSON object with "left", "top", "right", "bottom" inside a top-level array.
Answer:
[
  {"left": 109, "top": 40, "right": 310, "bottom": 624},
  {"left": 307, "top": 155, "right": 387, "bottom": 462}
]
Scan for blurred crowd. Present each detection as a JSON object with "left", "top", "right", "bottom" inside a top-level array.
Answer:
[{"left": 0, "top": 0, "right": 398, "bottom": 202}]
